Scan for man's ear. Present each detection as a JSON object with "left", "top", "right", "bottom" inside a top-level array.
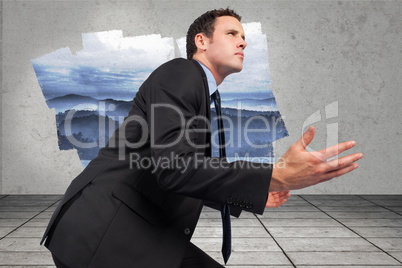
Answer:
[{"left": 194, "top": 33, "right": 209, "bottom": 52}]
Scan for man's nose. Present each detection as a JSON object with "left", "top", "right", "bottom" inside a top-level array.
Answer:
[{"left": 238, "top": 39, "right": 247, "bottom": 50}]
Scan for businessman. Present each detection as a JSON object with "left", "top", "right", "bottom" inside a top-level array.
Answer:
[{"left": 42, "top": 8, "right": 362, "bottom": 267}]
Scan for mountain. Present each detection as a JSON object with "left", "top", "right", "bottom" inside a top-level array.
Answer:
[
  {"left": 219, "top": 107, "right": 281, "bottom": 117},
  {"left": 58, "top": 113, "right": 119, "bottom": 139},
  {"left": 46, "top": 94, "right": 133, "bottom": 114}
]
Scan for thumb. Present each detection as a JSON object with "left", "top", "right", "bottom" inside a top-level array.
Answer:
[{"left": 299, "top": 125, "right": 315, "bottom": 149}]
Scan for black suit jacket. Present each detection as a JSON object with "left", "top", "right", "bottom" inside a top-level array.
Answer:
[{"left": 42, "top": 58, "right": 272, "bottom": 267}]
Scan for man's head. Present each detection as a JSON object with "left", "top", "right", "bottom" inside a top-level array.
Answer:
[
  {"left": 186, "top": 8, "right": 247, "bottom": 85},
  {"left": 186, "top": 8, "right": 241, "bottom": 60}
]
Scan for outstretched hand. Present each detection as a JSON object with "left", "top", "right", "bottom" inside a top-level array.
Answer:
[
  {"left": 270, "top": 126, "right": 363, "bottom": 191},
  {"left": 266, "top": 191, "right": 290, "bottom": 208}
]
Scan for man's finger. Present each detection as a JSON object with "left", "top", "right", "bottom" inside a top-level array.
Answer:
[
  {"left": 317, "top": 141, "right": 357, "bottom": 160},
  {"left": 324, "top": 153, "right": 363, "bottom": 170},
  {"left": 276, "top": 191, "right": 290, "bottom": 198},
  {"left": 319, "top": 162, "right": 359, "bottom": 182},
  {"left": 298, "top": 126, "right": 315, "bottom": 149}
]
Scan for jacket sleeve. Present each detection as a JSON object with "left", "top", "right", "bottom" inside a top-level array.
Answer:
[{"left": 143, "top": 59, "right": 272, "bottom": 215}]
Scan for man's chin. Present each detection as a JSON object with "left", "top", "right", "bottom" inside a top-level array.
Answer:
[
  {"left": 232, "top": 63, "right": 243, "bottom": 72},
  {"left": 235, "top": 66, "right": 243, "bottom": 73},
  {"left": 224, "top": 65, "right": 243, "bottom": 77}
]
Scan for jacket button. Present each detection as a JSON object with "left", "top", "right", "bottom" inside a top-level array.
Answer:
[
  {"left": 184, "top": 228, "right": 191, "bottom": 235},
  {"left": 226, "top": 197, "right": 233, "bottom": 205},
  {"left": 233, "top": 199, "right": 239, "bottom": 206},
  {"left": 240, "top": 201, "right": 246, "bottom": 208},
  {"left": 246, "top": 202, "right": 254, "bottom": 209}
]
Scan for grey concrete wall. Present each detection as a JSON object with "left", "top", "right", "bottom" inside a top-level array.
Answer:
[
  {"left": 0, "top": 0, "right": 3, "bottom": 194},
  {"left": 1, "top": 0, "right": 401, "bottom": 194}
]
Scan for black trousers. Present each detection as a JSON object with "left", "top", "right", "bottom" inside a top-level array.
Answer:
[
  {"left": 52, "top": 242, "right": 223, "bottom": 268},
  {"left": 179, "top": 242, "right": 224, "bottom": 267}
]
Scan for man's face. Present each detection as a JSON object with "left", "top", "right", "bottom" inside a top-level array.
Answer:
[{"left": 204, "top": 16, "right": 247, "bottom": 80}]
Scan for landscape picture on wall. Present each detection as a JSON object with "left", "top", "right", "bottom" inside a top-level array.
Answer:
[{"left": 32, "top": 24, "right": 288, "bottom": 167}]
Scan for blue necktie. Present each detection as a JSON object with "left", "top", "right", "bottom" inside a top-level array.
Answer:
[{"left": 211, "top": 90, "right": 231, "bottom": 264}]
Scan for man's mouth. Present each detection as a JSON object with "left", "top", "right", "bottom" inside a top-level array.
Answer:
[{"left": 235, "top": 52, "right": 244, "bottom": 59}]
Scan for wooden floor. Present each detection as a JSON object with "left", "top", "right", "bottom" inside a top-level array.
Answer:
[{"left": 0, "top": 194, "right": 402, "bottom": 267}]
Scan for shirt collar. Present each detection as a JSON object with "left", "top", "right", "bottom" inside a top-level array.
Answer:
[{"left": 196, "top": 60, "right": 217, "bottom": 96}]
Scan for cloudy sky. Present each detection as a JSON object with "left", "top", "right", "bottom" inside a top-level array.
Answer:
[
  {"left": 32, "top": 23, "right": 274, "bottom": 101},
  {"left": 32, "top": 31, "right": 175, "bottom": 100}
]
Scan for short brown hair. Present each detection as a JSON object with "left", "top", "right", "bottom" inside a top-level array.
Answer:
[{"left": 186, "top": 8, "right": 241, "bottom": 60}]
